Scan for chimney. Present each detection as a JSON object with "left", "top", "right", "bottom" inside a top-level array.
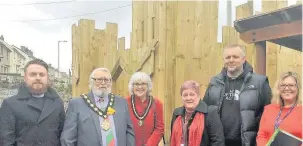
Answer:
[
  {"left": 29, "top": 50, "right": 33, "bottom": 56},
  {"left": 21, "top": 46, "right": 26, "bottom": 51},
  {"left": 0, "top": 35, "right": 4, "bottom": 41}
]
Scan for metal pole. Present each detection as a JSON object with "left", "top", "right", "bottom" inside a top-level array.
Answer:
[
  {"left": 226, "top": 0, "right": 232, "bottom": 26},
  {"left": 58, "top": 41, "right": 60, "bottom": 78},
  {"left": 57, "top": 40, "right": 67, "bottom": 79}
]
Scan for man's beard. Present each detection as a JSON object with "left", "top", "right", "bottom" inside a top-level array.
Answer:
[
  {"left": 226, "top": 65, "right": 243, "bottom": 77},
  {"left": 92, "top": 88, "right": 111, "bottom": 98},
  {"left": 26, "top": 82, "right": 48, "bottom": 95}
]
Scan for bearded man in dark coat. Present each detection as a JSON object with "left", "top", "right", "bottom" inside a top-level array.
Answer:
[{"left": 0, "top": 59, "right": 65, "bottom": 146}]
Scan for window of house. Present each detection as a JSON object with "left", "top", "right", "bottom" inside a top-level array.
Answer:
[{"left": 7, "top": 51, "right": 9, "bottom": 61}]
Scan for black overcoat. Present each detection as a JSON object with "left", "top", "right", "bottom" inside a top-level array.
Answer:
[{"left": 0, "top": 84, "right": 65, "bottom": 146}]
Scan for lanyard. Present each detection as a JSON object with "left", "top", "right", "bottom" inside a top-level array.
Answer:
[{"left": 274, "top": 104, "right": 296, "bottom": 130}]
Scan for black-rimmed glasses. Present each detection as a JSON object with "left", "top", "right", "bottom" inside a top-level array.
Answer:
[
  {"left": 133, "top": 82, "right": 148, "bottom": 87},
  {"left": 279, "top": 84, "right": 297, "bottom": 90},
  {"left": 92, "top": 77, "right": 111, "bottom": 83}
]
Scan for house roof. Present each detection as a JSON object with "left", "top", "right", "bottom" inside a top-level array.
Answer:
[
  {"left": 0, "top": 40, "right": 14, "bottom": 52},
  {"left": 234, "top": 4, "right": 302, "bottom": 51},
  {"left": 11, "top": 46, "right": 27, "bottom": 59}
]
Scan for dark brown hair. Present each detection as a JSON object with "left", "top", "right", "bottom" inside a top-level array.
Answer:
[{"left": 24, "top": 59, "right": 49, "bottom": 72}]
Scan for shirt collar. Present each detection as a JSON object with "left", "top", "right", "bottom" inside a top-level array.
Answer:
[{"left": 94, "top": 93, "right": 108, "bottom": 103}]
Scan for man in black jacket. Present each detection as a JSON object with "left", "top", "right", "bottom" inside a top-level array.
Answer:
[
  {"left": 203, "top": 44, "right": 272, "bottom": 146},
  {"left": 0, "top": 59, "right": 65, "bottom": 146}
]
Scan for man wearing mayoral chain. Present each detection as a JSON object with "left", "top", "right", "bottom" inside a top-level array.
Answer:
[{"left": 61, "top": 68, "right": 135, "bottom": 146}]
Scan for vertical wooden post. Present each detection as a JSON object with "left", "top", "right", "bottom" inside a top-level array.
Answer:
[{"left": 255, "top": 41, "right": 266, "bottom": 75}]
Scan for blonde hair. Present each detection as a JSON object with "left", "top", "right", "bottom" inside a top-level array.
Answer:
[
  {"left": 223, "top": 44, "right": 246, "bottom": 57},
  {"left": 271, "top": 71, "right": 302, "bottom": 106}
]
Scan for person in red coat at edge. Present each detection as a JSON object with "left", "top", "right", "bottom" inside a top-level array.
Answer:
[
  {"left": 257, "top": 71, "right": 302, "bottom": 146},
  {"left": 126, "top": 72, "right": 164, "bottom": 146}
]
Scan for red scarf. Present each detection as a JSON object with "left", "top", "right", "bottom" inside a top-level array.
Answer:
[{"left": 171, "top": 112, "right": 205, "bottom": 146}]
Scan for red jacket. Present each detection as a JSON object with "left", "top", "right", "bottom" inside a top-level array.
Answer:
[
  {"left": 126, "top": 96, "right": 164, "bottom": 146},
  {"left": 257, "top": 104, "right": 302, "bottom": 146}
]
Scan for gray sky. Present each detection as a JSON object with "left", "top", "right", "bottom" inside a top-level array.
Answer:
[
  {"left": 0, "top": 0, "right": 297, "bottom": 73},
  {"left": 0, "top": 0, "right": 132, "bottom": 73}
]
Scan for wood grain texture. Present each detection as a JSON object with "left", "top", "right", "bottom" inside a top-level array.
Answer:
[{"left": 71, "top": 2, "right": 302, "bottom": 143}]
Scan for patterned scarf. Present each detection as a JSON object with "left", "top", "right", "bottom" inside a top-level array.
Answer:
[{"left": 171, "top": 112, "right": 205, "bottom": 146}]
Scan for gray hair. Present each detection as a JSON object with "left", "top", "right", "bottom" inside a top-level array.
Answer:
[
  {"left": 223, "top": 44, "right": 246, "bottom": 57},
  {"left": 128, "top": 72, "right": 153, "bottom": 96},
  {"left": 89, "top": 68, "right": 112, "bottom": 89}
]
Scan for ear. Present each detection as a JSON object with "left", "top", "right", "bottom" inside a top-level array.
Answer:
[{"left": 243, "top": 56, "right": 247, "bottom": 61}]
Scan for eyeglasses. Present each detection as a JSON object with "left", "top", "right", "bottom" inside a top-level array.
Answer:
[
  {"left": 279, "top": 84, "right": 297, "bottom": 90},
  {"left": 92, "top": 77, "right": 111, "bottom": 83},
  {"left": 133, "top": 82, "right": 148, "bottom": 87}
]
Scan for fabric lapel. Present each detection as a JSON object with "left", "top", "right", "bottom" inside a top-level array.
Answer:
[
  {"left": 27, "top": 97, "right": 42, "bottom": 111},
  {"left": 16, "top": 84, "right": 59, "bottom": 123},
  {"left": 113, "top": 95, "right": 120, "bottom": 141},
  {"left": 87, "top": 92, "right": 103, "bottom": 145},
  {"left": 38, "top": 97, "right": 55, "bottom": 123}
]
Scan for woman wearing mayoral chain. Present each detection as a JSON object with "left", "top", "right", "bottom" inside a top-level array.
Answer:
[{"left": 126, "top": 72, "right": 164, "bottom": 146}]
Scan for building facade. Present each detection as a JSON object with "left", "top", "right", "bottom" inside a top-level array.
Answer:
[
  {"left": 10, "top": 46, "right": 27, "bottom": 75},
  {"left": 0, "top": 37, "right": 12, "bottom": 74}
]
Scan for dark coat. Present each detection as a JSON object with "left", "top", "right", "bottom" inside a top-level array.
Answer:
[
  {"left": 203, "top": 62, "right": 272, "bottom": 146},
  {"left": 0, "top": 84, "right": 65, "bottom": 146},
  {"left": 170, "top": 100, "right": 225, "bottom": 146}
]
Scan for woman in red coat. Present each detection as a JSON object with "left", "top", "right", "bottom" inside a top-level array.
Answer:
[
  {"left": 126, "top": 72, "right": 164, "bottom": 146},
  {"left": 257, "top": 72, "right": 302, "bottom": 146}
]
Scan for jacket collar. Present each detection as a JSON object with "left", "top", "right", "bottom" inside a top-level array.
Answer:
[
  {"left": 16, "top": 83, "right": 59, "bottom": 100},
  {"left": 213, "top": 72, "right": 252, "bottom": 86},
  {"left": 174, "top": 100, "right": 208, "bottom": 116}
]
